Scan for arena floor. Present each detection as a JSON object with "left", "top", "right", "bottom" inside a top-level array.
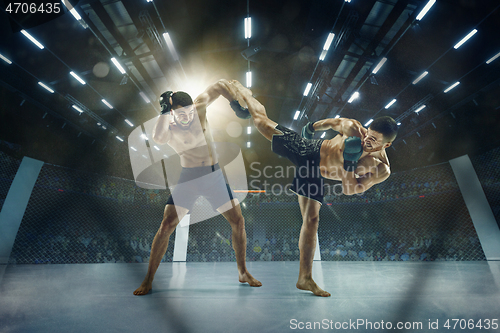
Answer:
[{"left": 1, "top": 261, "right": 500, "bottom": 332}]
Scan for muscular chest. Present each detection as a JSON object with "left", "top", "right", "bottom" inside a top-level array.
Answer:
[{"left": 320, "top": 139, "right": 381, "bottom": 179}]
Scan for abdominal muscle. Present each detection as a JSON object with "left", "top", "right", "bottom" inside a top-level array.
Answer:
[{"left": 168, "top": 120, "right": 218, "bottom": 168}]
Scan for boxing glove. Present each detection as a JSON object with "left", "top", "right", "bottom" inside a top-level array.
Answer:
[
  {"left": 301, "top": 122, "right": 315, "bottom": 139},
  {"left": 159, "top": 91, "right": 174, "bottom": 115},
  {"left": 230, "top": 100, "right": 251, "bottom": 119},
  {"left": 343, "top": 136, "right": 363, "bottom": 172}
]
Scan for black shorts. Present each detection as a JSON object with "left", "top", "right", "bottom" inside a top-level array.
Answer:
[
  {"left": 166, "top": 164, "right": 234, "bottom": 212},
  {"left": 271, "top": 124, "right": 325, "bottom": 203}
]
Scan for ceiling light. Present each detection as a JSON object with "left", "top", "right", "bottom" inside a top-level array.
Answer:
[
  {"left": 385, "top": 99, "right": 396, "bottom": 109},
  {"left": 0, "top": 53, "right": 12, "bottom": 64},
  {"left": 139, "top": 92, "right": 151, "bottom": 103},
  {"left": 116, "top": 136, "right": 124, "bottom": 142},
  {"left": 125, "top": 119, "right": 134, "bottom": 127},
  {"left": 61, "top": 0, "right": 82, "bottom": 20},
  {"left": 101, "top": 99, "right": 113, "bottom": 109},
  {"left": 443, "top": 81, "right": 460, "bottom": 93},
  {"left": 163, "top": 33, "right": 179, "bottom": 61},
  {"left": 247, "top": 126, "right": 251, "bottom": 134},
  {"left": 72, "top": 105, "right": 84, "bottom": 113},
  {"left": 412, "top": 71, "right": 428, "bottom": 84},
  {"left": 303, "top": 83, "right": 312, "bottom": 96},
  {"left": 20, "top": 30, "right": 44, "bottom": 49},
  {"left": 486, "top": 51, "right": 500, "bottom": 64},
  {"left": 154, "top": 146, "right": 160, "bottom": 151},
  {"left": 323, "top": 33, "right": 335, "bottom": 51},
  {"left": 247, "top": 142, "right": 251, "bottom": 148},
  {"left": 140, "top": 134, "right": 148, "bottom": 140},
  {"left": 111, "top": 57, "right": 126, "bottom": 74},
  {"left": 293, "top": 110, "right": 300, "bottom": 120},
  {"left": 453, "top": 29, "right": 477, "bottom": 49},
  {"left": 372, "top": 57, "right": 387, "bottom": 74},
  {"left": 320, "top": 132, "right": 326, "bottom": 138},
  {"left": 397, "top": 122, "right": 401, "bottom": 126},
  {"left": 319, "top": 50, "right": 328, "bottom": 61},
  {"left": 38, "top": 82, "right": 54, "bottom": 93},
  {"left": 244, "top": 17, "right": 252, "bottom": 39},
  {"left": 130, "top": 147, "right": 137, "bottom": 151},
  {"left": 320, "top": 33, "right": 334, "bottom": 60},
  {"left": 348, "top": 91, "right": 359, "bottom": 103},
  {"left": 364, "top": 119, "right": 373, "bottom": 127},
  {"left": 416, "top": 0, "right": 436, "bottom": 21},
  {"left": 246, "top": 71, "right": 252, "bottom": 88},
  {"left": 415, "top": 105, "right": 426, "bottom": 113},
  {"left": 335, "top": 115, "right": 340, "bottom": 118},
  {"left": 70, "top": 71, "right": 86, "bottom": 85}
]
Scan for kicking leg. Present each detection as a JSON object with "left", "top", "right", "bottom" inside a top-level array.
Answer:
[
  {"left": 231, "top": 80, "right": 280, "bottom": 141},
  {"left": 133, "top": 204, "right": 189, "bottom": 295},
  {"left": 218, "top": 199, "right": 262, "bottom": 287},
  {"left": 296, "top": 195, "right": 331, "bottom": 297}
]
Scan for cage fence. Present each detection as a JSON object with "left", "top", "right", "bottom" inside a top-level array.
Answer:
[
  {"left": 0, "top": 151, "right": 21, "bottom": 209},
  {"left": 470, "top": 146, "right": 500, "bottom": 229},
  {"left": 4, "top": 150, "right": 492, "bottom": 264}
]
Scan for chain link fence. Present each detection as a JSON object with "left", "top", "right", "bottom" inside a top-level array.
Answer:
[
  {"left": 0, "top": 151, "right": 21, "bottom": 209},
  {"left": 8, "top": 163, "right": 175, "bottom": 264},
  {"left": 4, "top": 150, "right": 491, "bottom": 264},
  {"left": 470, "top": 147, "right": 500, "bottom": 229}
]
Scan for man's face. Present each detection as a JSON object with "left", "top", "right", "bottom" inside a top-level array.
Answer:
[
  {"left": 363, "top": 129, "right": 391, "bottom": 152},
  {"left": 171, "top": 104, "right": 195, "bottom": 128}
]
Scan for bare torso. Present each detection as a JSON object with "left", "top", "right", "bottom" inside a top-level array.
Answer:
[
  {"left": 319, "top": 133, "right": 390, "bottom": 180},
  {"left": 166, "top": 106, "right": 217, "bottom": 168}
]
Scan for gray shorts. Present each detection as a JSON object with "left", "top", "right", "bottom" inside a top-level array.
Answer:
[{"left": 166, "top": 164, "right": 234, "bottom": 211}]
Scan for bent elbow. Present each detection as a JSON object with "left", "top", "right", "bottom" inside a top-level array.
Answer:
[{"left": 153, "top": 134, "right": 167, "bottom": 145}]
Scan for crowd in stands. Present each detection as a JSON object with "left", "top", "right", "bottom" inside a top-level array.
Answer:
[
  {"left": 9, "top": 223, "right": 484, "bottom": 265},
  {"left": 1, "top": 149, "right": 493, "bottom": 265}
]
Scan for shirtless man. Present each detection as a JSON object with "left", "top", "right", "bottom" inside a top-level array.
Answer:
[
  {"left": 230, "top": 80, "right": 397, "bottom": 297},
  {"left": 133, "top": 80, "right": 261, "bottom": 295}
]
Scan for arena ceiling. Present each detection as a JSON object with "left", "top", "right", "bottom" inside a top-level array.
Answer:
[{"left": 0, "top": 0, "right": 499, "bottom": 178}]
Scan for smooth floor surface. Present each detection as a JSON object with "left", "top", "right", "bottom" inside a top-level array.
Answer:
[{"left": 1, "top": 261, "right": 500, "bottom": 333}]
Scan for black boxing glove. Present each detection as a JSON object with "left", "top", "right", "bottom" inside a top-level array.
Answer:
[{"left": 159, "top": 91, "right": 174, "bottom": 115}]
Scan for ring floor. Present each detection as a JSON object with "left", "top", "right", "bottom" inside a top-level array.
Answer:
[{"left": 1, "top": 261, "right": 500, "bottom": 333}]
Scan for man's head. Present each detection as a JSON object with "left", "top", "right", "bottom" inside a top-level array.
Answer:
[
  {"left": 159, "top": 91, "right": 194, "bottom": 128},
  {"left": 364, "top": 116, "right": 398, "bottom": 152}
]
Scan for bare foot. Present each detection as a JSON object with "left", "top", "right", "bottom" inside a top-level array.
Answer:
[
  {"left": 239, "top": 271, "right": 262, "bottom": 287},
  {"left": 133, "top": 281, "right": 152, "bottom": 296},
  {"left": 296, "top": 278, "right": 331, "bottom": 297}
]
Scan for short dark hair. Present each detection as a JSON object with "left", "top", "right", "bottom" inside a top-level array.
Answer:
[
  {"left": 369, "top": 116, "right": 398, "bottom": 142},
  {"left": 171, "top": 91, "right": 193, "bottom": 108}
]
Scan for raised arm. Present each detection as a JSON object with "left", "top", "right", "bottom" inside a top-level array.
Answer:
[
  {"left": 301, "top": 117, "right": 365, "bottom": 140},
  {"left": 194, "top": 79, "right": 238, "bottom": 111},
  {"left": 152, "top": 113, "right": 172, "bottom": 145},
  {"left": 313, "top": 117, "right": 365, "bottom": 138}
]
